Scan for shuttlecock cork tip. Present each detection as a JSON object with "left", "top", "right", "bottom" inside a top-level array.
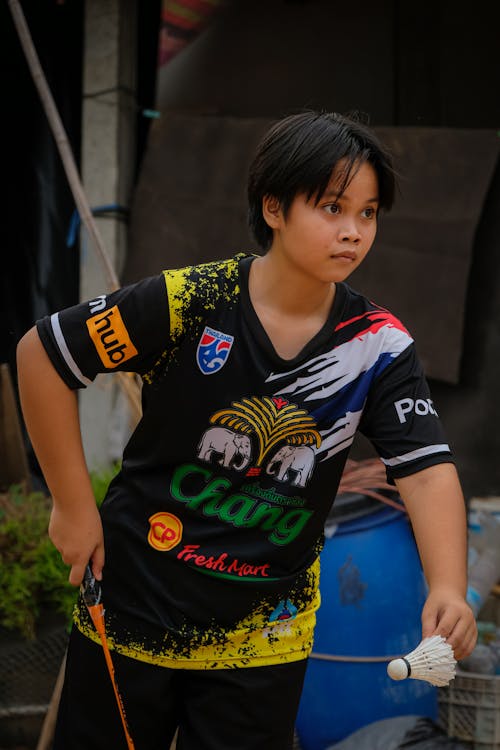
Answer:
[{"left": 387, "top": 658, "right": 410, "bottom": 681}]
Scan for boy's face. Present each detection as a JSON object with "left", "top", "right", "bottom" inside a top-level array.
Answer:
[{"left": 265, "top": 161, "right": 379, "bottom": 284}]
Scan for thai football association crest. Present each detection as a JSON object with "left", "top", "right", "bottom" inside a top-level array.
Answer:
[{"left": 196, "top": 326, "right": 234, "bottom": 375}]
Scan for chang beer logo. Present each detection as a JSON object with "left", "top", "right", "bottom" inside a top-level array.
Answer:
[
  {"left": 170, "top": 464, "right": 313, "bottom": 546},
  {"left": 201, "top": 395, "right": 321, "bottom": 485}
]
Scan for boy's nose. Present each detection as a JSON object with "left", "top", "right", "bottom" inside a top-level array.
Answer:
[{"left": 339, "top": 223, "right": 361, "bottom": 243}]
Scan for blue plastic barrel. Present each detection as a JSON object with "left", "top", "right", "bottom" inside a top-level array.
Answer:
[{"left": 295, "top": 500, "right": 437, "bottom": 750}]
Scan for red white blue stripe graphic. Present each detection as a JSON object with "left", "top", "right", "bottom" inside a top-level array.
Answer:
[{"left": 267, "top": 308, "right": 446, "bottom": 463}]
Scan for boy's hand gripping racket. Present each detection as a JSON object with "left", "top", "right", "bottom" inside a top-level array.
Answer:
[{"left": 81, "top": 565, "right": 136, "bottom": 749}]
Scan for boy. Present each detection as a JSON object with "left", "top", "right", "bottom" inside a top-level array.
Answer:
[{"left": 17, "top": 111, "right": 476, "bottom": 749}]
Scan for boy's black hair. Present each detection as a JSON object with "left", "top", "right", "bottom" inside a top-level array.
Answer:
[{"left": 247, "top": 110, "right": 397, "bottom": 251}]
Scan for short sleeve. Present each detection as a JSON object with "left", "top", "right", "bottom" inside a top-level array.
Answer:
[
  {"left": 359, "top": 343, "right": 453, "bottom": 479},
  {"left": 36, "top": 274, "right": 169, "bottom": 389}
]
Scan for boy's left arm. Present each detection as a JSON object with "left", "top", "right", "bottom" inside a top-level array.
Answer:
[{"left": 395, "top": 462, "right": 477, "bottom": 660}]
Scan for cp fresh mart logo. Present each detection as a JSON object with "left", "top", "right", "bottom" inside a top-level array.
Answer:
[{"left": 148, "top": 512, "right": 183, "bottom": 551}]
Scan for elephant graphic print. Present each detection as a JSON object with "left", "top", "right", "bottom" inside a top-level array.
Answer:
[
  {"left": 266, "top": 444, "right": 316, "bottom": 487},
  {"left": 197, "top": 427, "right": 252, "bottom": 471},
  {"left": 196, "top": 395, "right": 321, "bottom": 488}
]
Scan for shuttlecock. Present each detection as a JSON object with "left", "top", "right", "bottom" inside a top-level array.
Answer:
[{"left": 387, "top": 635, "right": 457, "bottom": 687}]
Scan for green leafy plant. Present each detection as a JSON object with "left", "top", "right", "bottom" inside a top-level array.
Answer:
[{"left": 0, "top": 464, "right": 119, "bottom": 640}]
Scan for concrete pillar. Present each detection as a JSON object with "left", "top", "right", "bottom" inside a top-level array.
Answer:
[{"left": 80, "top": 0, "right": 138, "bottom": 470}]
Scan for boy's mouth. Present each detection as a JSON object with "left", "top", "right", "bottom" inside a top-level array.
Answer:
[{"left": 332, "top": 251, "right": 357, "bottom": 261}]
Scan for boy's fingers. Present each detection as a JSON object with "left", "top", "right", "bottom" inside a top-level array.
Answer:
[
  {"left": 454, "top": 625, "right": 478, "bottom": 661},
  {"left": 422, "top": 599, "right": 478, "bottom": 661},
  {"left": 91, "top": 545, "right": 105, "bottom": 581},
  {"left": 69, "top": 561, "right": 87, "bottom": 587},
  {"left": 443, "top": 614, "right": 477, "bottom": 659},
  {"left": 421, "top": 608, "right": 438, "bottom": 639},
  {"left": 433, "top": 614, "right": 457, "bottom": 640}
]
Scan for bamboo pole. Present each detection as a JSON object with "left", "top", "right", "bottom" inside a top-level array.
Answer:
[
  {"left": 35, "top": 652, "right": 66, "bottom": 750},
  {"left": 7, "top": 0, "right": 142, "bottom": 422},
  {"left": 7, "top": 0, "right": 118, "bottom": 291}
]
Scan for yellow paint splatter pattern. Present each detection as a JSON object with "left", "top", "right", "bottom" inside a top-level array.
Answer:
[
  {"left": 74, "top": 558, "right": 320, "bottom": 670},
  {"left": 142, "top": 254, "right": 245, "bottom": 385}
]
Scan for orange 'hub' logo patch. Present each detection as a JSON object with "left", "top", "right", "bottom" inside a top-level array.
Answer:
[
  {"left": 86, "top": 305, "right": 138, "bottom": 369},
  {"left": 148, "top": 512, "right": 183, "bottom": 552}
]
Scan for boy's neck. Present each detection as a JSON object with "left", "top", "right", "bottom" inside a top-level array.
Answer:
[
  {"left": 247, "top": 254, "right": 337, "bottom": 361},
  {"left": 249, "top": 252, "right": 336, "bottom": 317}
]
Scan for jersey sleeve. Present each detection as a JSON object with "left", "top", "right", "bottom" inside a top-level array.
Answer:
[
  {"left": 36, "top": 274, "right": 169, "bottom": 389},
  {"left": 359, "top": 342, "right": 453, "bottom": 479}
]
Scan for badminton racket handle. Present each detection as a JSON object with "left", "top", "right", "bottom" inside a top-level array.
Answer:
[{"left": 99, "top": 634, "right": 136, "bottom": 750}]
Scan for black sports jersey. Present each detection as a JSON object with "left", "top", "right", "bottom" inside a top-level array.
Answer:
[{"left": 36, "top": 254, "right": 452, "bottom": 669}]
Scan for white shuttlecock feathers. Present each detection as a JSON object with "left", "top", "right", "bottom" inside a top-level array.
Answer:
[{"left": 387, "top": 635, "right": 457, "bottom": 687}]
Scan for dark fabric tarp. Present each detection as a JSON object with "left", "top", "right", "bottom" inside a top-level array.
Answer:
[{"left": 123, "top": 114, "right": 499, "bottom": 383}]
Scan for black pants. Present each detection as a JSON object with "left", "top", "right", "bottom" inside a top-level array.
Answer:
[{"left": 53, "top": 627, "right": 308, "bottom": 750}]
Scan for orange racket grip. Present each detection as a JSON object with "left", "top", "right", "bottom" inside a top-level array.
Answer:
[
  {"left": 87, "top": 603, "right": 106, "bottom": 636},
  {"left": 98, "top": 632, "right": 136, "bottom": 750},
  {"left": 82, "top": 570, "right": 135, "bottom": 749}
]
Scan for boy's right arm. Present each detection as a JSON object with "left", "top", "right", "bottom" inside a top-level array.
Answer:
[{"left": 16, "top": 326, "right": 104, "bottom": 586}]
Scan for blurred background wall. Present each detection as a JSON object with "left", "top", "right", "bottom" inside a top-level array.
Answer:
[{"left": 2, "top": 0, "right": 500, "bottom": 499}]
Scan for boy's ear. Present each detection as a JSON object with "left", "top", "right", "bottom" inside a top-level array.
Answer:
[{"left": 262, "top": 195, "right": 283, "bottom": 229}]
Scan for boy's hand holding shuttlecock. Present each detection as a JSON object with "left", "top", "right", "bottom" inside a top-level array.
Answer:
[
  {"left": 388, "top": 635, "right": 457, "bottom": 686},
  {"left": 420, "top": 587, "right": 478, "bottom": 662},
  {"left": 394, "top": 466, "right": 478, "bottom": 676},
  {"left": 387, "top": 588, "right": 478, "bottom": 687}
]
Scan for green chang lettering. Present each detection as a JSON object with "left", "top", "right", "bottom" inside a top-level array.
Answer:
[
  {"left": 201, "top": 495, "right": 229, "bottom": 517},
  {"left": 269, "top": 509, "right": 313, "bottom": 546},
  {"left": 240, "top": 483, "right": 305, "bottom": 507},
  {"left": 170, "top": 463, "right": 231, "bottom": 511},
  {"left": 244, "top": 502, "right": 283, "bottom": 530},
  {"left": 215, "top": 494, "right": 258, "bottom": 525},
  {"left": 170, "top": 464, "right": 313, "bottom": 545}
]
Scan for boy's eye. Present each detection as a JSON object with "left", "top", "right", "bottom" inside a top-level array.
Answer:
[
  {"left": 324, "top": 203, "right": 340, "bottom": 215},
  {"left": 363, "top": 207, "right": 376, "bottom": 219}
]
